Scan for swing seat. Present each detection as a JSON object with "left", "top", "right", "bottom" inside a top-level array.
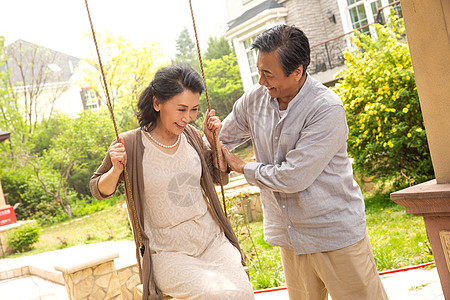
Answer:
[{"left": 134, "top": 284, "right": 173, "bottom": 299}]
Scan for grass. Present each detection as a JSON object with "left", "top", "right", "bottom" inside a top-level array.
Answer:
[
  {"left": 235, "top": 221, "right": 285, "bottom": 290},
  {"left": 364, "top": 192, "right": 433, "bottom": 270}
]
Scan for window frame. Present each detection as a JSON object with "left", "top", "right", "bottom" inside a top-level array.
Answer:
[
  {"left": 346, "top": 0, "right": 395, "bottom": 36},
  {"left": 80, "top": 88, "right": 100, "bottom": 110},
  {"left": 242, "top": 37, "right": 259, "bottom": 85}
]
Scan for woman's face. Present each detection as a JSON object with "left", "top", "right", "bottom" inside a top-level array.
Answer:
[{"left": 153, "top": 90, "right": 200, "bottom": 136}]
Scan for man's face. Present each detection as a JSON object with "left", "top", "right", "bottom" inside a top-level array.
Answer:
[{"left": 256, "top": 51, "right": 303, "bottom": 105}]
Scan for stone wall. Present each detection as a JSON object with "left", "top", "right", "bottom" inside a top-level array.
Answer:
[
  {"left": 54, "top": 249, "right": 143, "bottom": 300},
  {"left": 224, "top": 184, "right": 263, "bottom": 223},
  {"left": 58, "top": 260, "right": 122, "bottom": 299},
  {"left": 117, "top": 264, "right": 140, "bottom": 300}
]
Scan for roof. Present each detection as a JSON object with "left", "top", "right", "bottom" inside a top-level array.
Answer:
[
  {"left": 228, "top": 0, "right": 284, "bottom": 30},
  {"left": 1, "top": 40, "right": 82, "bottom": 87},
  {"left": 0, "top": 131, "right": 11, "bottom": 142}
]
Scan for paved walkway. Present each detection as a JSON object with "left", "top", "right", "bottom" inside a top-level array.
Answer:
[{"left": 0, "top": 240, "right": 444, "bottom": 299}]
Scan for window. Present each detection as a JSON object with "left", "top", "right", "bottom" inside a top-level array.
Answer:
[
  {"left": 348, "top": 2, "right": 369, "bottom": 34},
  {"left": 346, "top": 0, "right": 402, "bottom": 35},
  {"left": 347, "top": 0, "right": 360, "bottom": 5},
  {"left": 370, "top": 1, "right": 383, "bottom": 21},
  {"left": 347, "top": 0, "right": 382, "bottom": 35},
  {"left": 81, "top": 88, "right": 99, "bottom": 110},
  {"left": 243, "top": 37, "right": 259, "bottom": 85}
]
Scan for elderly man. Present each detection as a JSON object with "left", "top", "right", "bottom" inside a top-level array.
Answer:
[{"left": 219, "top": 25, "right": 388, "bottom": 300}]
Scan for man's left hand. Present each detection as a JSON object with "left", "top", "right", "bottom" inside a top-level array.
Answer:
[{"left": 221, "top": 143, "right": 246, "bottom": 174}]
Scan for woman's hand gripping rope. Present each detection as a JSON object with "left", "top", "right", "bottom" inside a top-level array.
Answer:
[{"left": 204, "top": 110, "right": 228, "bottom": 172}]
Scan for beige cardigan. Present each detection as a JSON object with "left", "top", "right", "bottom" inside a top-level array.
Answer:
[{"left": 90, "top": 125, "right": 245, "bottom": 300}]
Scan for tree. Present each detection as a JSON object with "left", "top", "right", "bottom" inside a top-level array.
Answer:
[
  {"left": 30, "top": 112, "right": 68, "bottom": 156},
  {"left": 0, "top": 37, "right": 28, "bottom": 160},
  {"left": 333, "top": 15, "right": 433, "bottom": 188},
  {"left": 4, "top": 40, "right": 69, "bottom": 135},
  {"left": 173, "top": 27, "right": 200, "bottom": 71},
  {"left": 28, "top": 110, "right": 114, "bottom": 219},
  {"left": 201, "top": 53, "right": 243, "bottom": 120},
  {"left": 81, "top": 33, "right": 167, "bottom": 132},
  {"left": 204, "top": 36, "right": 232, "bottom": 60}
]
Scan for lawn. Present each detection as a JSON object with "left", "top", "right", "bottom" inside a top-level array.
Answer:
[{"left": 364, "top": 192, "right": 433, "bottom": 270}]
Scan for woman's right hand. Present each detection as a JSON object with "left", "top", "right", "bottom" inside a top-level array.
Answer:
[
  {"left": 109, "top": 137, "right": 127, "bottom": 174},
  {"left": 98, "top": 137, "right": 127, "bottom": 197}
]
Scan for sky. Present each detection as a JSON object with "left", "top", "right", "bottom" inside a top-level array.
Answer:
[{"left": 0, "top": 0, "right": 230, "bottom": 60}]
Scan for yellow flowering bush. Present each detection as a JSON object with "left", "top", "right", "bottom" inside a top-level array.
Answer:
[{"left": 333, "top": 15, "right": 433, "bottom": 188}]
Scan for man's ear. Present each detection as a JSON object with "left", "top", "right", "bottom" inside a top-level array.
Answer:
[
  {"left": 153, "top": 96, "right": 160, "bottom": 112},
  {"left": 294, "top": 65, "right": 304, "bottom": 81}
]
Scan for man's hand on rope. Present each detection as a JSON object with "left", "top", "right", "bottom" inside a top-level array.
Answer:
[{"left": 109, "top": 137, "right": 127, "bottom": 174}]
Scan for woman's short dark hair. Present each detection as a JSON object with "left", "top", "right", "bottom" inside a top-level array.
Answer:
[
  {"left": 252, "top": 25, "right": 310, "bottom": 77},
  {"left": 137, "top": 64, "right": 204, "bottom": 129}
]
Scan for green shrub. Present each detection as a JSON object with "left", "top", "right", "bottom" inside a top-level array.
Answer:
[
  {"left": 333, "top": 15, "right": 434, "bottom": 189},
  {"left": 72, "top": 195, "right": 120, "bottom": 218},
  {"left": 7, "top": 222, "right": 40, "bottom": 253},
  {"left": 0, "top": 166, "right": 63, "bottom": 222}
]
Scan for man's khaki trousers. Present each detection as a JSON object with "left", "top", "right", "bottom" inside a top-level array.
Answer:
[{"left": 280, "top": 235, "right": 389, "bottom": 300}]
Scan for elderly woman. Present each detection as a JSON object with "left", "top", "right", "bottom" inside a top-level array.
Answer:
[{"left": 90, "top": 65, "right": 254, "bottom": 300}]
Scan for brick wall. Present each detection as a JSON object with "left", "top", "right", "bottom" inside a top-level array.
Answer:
[
  {"left": 283, "top": 0, "right": 344, "bottom": 44},
  {"left": 283, "top": 0, "right": 347, "bottom": 75}
]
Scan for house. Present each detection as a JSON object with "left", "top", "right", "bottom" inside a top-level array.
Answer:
[
  {"left": 224, "top": 0, "right": 401, "bottom": 89},
  {"left": 1, "top": 40, "right": 101, "bottom": 121}
]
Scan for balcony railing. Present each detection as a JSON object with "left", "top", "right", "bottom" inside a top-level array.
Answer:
[{"left": 309, "top": 0, "right": 402, "bottom": 77}]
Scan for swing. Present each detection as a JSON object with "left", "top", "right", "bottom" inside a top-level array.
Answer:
[{"left": 83, "top": 0, "right": 253, "bottom": 299}]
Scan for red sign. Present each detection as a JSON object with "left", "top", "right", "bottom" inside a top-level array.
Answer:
[{"left": 0, "top": 206, "right": 17, "bottom": 226}]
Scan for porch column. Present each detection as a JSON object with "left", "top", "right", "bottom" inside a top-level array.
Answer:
[{"left": 391, "top": 0, "right": 450, "bottom": 298}]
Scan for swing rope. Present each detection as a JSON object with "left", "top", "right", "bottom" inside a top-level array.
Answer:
[
  {"left": 188, "top": 0, "right": 228, "bottom": 218},
  {"left": 83, "top": 0, "right": 145, "bottom": 257},
  {"left": 189, "top": 0, "right": 265, "bottom": 273}
]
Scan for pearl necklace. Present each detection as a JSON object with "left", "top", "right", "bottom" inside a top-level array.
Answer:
[{"left": 144, "top": 130, "right": 180, "bottom": 148}]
